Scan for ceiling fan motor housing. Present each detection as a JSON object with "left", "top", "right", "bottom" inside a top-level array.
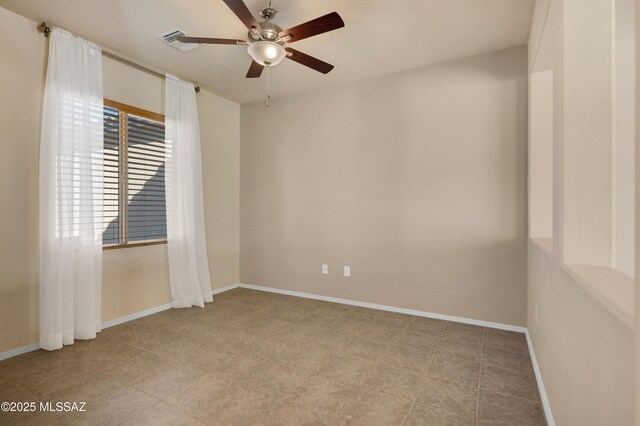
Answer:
[{"left": 251, "top": 20, "right": 282, "bottom": 42}]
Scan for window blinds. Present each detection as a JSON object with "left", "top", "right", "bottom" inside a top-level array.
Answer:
[
  {"left": 126, "top": 114, "right": 167, "bottom": 242},
  {"left": 102, "top": 106, "right": 120, "bottom": 245},
  {"left": 102, "top": 104, "right": 167, "bottom": 246}
]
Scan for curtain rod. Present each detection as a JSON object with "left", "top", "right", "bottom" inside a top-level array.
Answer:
[{"left": 37, "top": 22, "right": 200, "bottom": 93}]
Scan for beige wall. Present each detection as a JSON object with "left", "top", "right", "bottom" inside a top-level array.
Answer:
[
  {"left": 240, "top": 46, "right": 528, "bottom": 327},
  {"left": 198, "top": 90, "right": 241, "bottom": 289},
  {"left": 528, "top": 69, "right": 553, "bottom": 240},
  {"left": 0, "top": 6, "right": 240, "bottom": 354},
  {"left": 527, "top": 0, "right": 636, "bottom": 424},
  {"left": 528, "top": 245, "right": 634, "bottom": 425},
  {"left": 635, "top": 0, "right": 640, "bottom": 420},
  {"left": 0, "top": 6, "right": 44, "bottom": 354},
  {"left": 615, "top": 0, "right": 636, "bottom": 277}
]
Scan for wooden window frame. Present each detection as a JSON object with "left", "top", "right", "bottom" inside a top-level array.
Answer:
[{"left": 103, "top": 99, "right": 167, "bottom": 250}]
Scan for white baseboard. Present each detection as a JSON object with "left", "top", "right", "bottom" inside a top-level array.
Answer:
[
  {"left": 526, "top": 331, "right": 555, "bottom": 426},
  {"left": 100, "top": 303, "right": 174, "bottom": 329},
  {"left": 238, "top": 283, "right": 527, "bottom": 333},
  {"left": 210, "top": 284, "right": 240, "bottom": 296},
  {"left": 0, "top": 343, "right": 40, "bottom": 362},
  {"left": 0, "top": 284, "right": 241, "bottom": 361}
]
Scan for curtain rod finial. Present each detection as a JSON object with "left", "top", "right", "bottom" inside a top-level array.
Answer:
[
  {"left": 195, "top": 86, "right": 200, "bottom": 93},
  {"left": 38, "top": 22, "right": 51, "bottom": 37}
]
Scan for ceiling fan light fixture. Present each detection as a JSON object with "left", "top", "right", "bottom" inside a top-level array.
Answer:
[
  {"left": 247, "top": 41, "right": 286, "bottom": 66},
  {"left": 182, "top": 1, "right": 343, "bottom": 77}
]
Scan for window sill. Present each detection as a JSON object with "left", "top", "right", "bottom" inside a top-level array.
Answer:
[
  {"left": 561, "top": 263, "right": 634, "bottom": 330},
  {"left": 529, "top": 237, "right": 553, "bottom": 257},
  {"left": 103, "top": 240, "right": 167, "bottom": 250}
]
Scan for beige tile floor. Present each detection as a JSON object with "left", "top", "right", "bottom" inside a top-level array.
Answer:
[{"left": 0, "top": 288, "right": 546, "bottom": 425}]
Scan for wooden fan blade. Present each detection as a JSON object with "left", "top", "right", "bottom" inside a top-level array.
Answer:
[
  {"left": 223, "top": 0, "right": 259, "bottom": 30},
  {"left": 177, "top": 36, "right": 247, "bottom": 45},
  {"left": 279, "top": 12, "right": 344, "bottom": 43},
  {"left": 285, "top": 48, "right": 334, "bottom": 74},
  {"left": 246, "top": 60, "right": 264, "bottom": 78}
]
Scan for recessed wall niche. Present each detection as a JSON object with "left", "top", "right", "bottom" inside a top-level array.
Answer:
[
  {"left": 614, "top": 0, "right": 635, "bottom": 277},
  {"left": 528, "top": 13, "right": 554, "bottom": 254}
]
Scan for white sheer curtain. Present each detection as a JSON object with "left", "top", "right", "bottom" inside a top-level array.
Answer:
[
  {"left": 39, "top": 29, "right": 104, "bottom": 351},
  {"left": 165, "top": 74, "right": 213, "bottom": 308}
]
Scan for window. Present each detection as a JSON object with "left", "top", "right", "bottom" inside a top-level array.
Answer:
[{"left": 102, "top": 99, "right": 167, "bottom": 248}]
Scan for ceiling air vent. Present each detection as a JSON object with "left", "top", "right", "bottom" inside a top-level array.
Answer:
[{"left": 157, "top": 28, "right": 201, "bottom": 52}]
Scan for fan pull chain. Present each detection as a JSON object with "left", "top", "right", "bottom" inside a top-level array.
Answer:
[{"left": 266, "top": 66, "right": 271, "bottom": 107}]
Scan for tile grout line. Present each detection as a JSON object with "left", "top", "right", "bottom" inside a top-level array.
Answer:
[
  {"left": 4, "top": 344, "right": 173, "bottom": 425},
  {"left": 474, "top": 327, "right": 486, "bottom": 426},
  {"left": 401, "top": 319, "right": 448, "bottom": 426},
  {"left": 330, "top": 308, "right": 374, "bottom": 425},
  {"left": 337, "top": 310, "right": 378, "bottom": 424},
  {"left": 337, "top": 312, "right": 412, "bottom": 426},
  {"left": 3, "top": 347, "right": 119, "bottom": 411},
  {"left": 75, "top": 308, "right": 289, "bottom": 424},
  {"left": 373, "top": 315, "right": 412, "bottom": 370},
  {"left": 61, "top": 333, "right": 214, "bottom": 425},
  {"left": 125, "top": 384, "right": 206, "bottom": 425},
  {"left": 345, "top": 312, "right": 411, "bottom": 425},
  {"left": 263, "top": 305, "right": 359, "bottom": 424},
  {"left": 115, "top": 399, "right": 163, "bottom": 426},
  {"left": 0, "top": 350, "right": 56, "bottom": 394},
  {"left": 476, "top": 388, "right": 547, "bottom": 404}
]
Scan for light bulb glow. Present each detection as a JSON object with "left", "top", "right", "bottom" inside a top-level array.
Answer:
[
  {"left": 265, "top": 45, "right": 278, "bottom": 59},
  {"left": 247, "top": 41, "right": 286, "bottom": 66}
]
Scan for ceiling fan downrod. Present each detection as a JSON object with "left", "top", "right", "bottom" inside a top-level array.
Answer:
[{"left": 260, "top": 0, "right": 277, "bottom": 22}]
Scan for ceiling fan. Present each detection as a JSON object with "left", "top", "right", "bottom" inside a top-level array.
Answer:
[{"left": 177, "top": 0, "right": 344, "bottom": 78}]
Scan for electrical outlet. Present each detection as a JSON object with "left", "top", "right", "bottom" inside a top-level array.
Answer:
[
  {"left": 344, "top": 266, "right": 351, "bottom": 277},
  {"left": 322, "top": 264, "right": 328, "bottom": 275},
  {"left": 534, "top": 303, "right": 538, "bottom": 322}
]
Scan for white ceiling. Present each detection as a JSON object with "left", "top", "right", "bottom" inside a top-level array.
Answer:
[{"left": 0, "top": 0, "right": 534, "bottom": 104}]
